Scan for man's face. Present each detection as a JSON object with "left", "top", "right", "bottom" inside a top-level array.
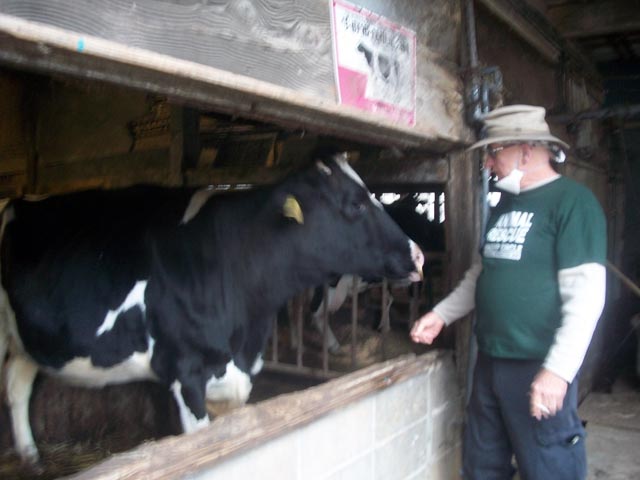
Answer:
[{"left": 483, "top": 143, "right": 522, "bottom": 179}]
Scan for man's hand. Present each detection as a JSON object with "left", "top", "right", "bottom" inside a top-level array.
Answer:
[
  {"left": 410, "top": 311, "right": 445, "bottom": 345},
  {"left": 529, "top": 368, "right": 568, "bottom": 420}
]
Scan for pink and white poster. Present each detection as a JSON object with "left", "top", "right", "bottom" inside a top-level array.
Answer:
[{"left": 330, "top": 0, "right": 416, "bottom": 126}]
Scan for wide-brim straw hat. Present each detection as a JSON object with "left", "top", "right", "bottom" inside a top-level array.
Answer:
[{"left": 468, "top": 105, "right": 570, "bottom": 150}]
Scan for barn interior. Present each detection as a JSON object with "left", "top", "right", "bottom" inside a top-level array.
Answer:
[
  {"left": 0, "top": 65, "right": 454, "bottom": 479},
  {"left": 0, "top": 0, "right": 639, "bottom": 478}
]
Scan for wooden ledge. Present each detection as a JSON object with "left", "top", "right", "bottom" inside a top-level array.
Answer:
[{"left": 71, "top": 352, "right": 448, "bottom": 480}]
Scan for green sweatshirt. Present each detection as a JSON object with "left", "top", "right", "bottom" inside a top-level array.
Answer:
[{"left": 475, "top": 176, "right": 607, "bottom": 360}]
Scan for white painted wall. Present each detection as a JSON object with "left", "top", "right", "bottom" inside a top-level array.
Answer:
[{"left": 190, "top": 353, "right": 462, "bottom": 480}]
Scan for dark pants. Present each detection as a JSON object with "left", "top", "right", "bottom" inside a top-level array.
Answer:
[{"left": 463, "top": 352, "right": 587, "bottom": 480}]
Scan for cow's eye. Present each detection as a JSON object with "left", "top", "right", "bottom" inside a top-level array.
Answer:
[{"left": 345, "top": 201, "right": 367, "bottom": 219}]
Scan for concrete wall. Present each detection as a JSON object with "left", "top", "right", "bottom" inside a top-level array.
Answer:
[{"left": 191, "top": 354, "right": 461, "bottom": 480}]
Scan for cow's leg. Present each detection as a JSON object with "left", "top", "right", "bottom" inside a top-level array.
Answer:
[
  {"left": 632, "top": 313, "right": 640, "bottom": 378},
  {"left": 311, "top": 279, "right": 355, "bottom": 354},
  {"left": 0, "top": 316, "right": 7, "bottom": 384},
  {"left": 0, "top": 286, "right": 13, "bottom": 384},
  {"left": 170, "top": 379, "right": 209, "bottom": 434},
  {"left": 376, "top": 287, "right": 395, "bottom": 332},
  {"left": 310, "top": 311, "right": 341, "bottom": 353},
  {"left": 6, "top": 355, "right": 39, "bottom": 462}
]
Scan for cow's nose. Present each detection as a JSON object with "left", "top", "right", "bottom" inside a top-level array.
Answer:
[{"left": 409, "top": 241, "right": 424, "bottom": 281}]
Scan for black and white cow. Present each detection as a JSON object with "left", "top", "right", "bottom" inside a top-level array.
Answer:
[
  {"left": 0, "top": 152, "right": 423, "bottom": 462},
  {"left": 307, "top": 194, "right": 445, "bottom": 352}
]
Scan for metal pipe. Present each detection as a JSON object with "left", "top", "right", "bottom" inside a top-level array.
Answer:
[
  {"left": 464, "top": 0, "right": 483, "bottom": 123},
  {"left": 464, "top": 0, "right": 482, "bottom": 406},
  {"left": 465, "top": 0, "right": 479, "bottom": 69},
  {"left": 380, "top": 278, "right": 390, "bottom": 333},
  {"left": 351, "top": 276, "right": 359, "bottom": 369},
  {"left": 548, "top": 104, "right": 640, "bottom": 124},
  {"left": 322, "top": 284, "right": 329, "bottom": 373}
]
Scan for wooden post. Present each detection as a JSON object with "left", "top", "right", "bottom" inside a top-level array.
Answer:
[
  {"left": 23, "top": 77, "right": 39, "bottom": 194},
  {"left": 380, "top": 278, "right": 390, "bottom": 333}
]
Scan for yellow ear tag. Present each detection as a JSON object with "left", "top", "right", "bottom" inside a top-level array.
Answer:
[{"left": 283, "top": 195, "right": 304, "bottom": 224}]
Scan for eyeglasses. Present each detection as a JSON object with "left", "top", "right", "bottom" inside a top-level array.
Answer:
[
  {"left": 484, "top": 143, "right": 517, "bottom": 159},
  {"left": 484, "top": 145, "right": 505, "bottom": 159}
]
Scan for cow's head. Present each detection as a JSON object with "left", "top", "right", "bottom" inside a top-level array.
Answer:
[{"left": 277, "top": 152, "right": 423, "bottom": 285}]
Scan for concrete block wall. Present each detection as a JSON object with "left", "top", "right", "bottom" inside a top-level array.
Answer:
[{"left": 190, "top": 353, "right": 462, "bottom": 480}]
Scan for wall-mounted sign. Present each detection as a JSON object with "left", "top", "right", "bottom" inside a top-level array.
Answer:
[{"left": 330, "top": 0, "right": 416, "bottom": 126}]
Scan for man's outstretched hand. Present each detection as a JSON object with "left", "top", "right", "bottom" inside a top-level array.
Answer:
[{"left": 410, "top": 311, "right": 445, "bottom": 345}]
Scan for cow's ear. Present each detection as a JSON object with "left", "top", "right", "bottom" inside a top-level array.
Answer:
[
  {"left": 316, "top": 161, "right": 332, "bottom": 176},
  {"left": 283, "top": 195, "right": 304, "bottom": 224},
  {"left": 332, "top": 152, "right": 349, "bottom": 166}
]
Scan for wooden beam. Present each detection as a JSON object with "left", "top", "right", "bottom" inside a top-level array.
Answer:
[
  {"left": 446, "top": 150, "right": 477, "bottom": 394},
  {"left": 184, "top": 165, "right": 294, "bottom": 187},
  {"left": 0, "top": 14, "right": 463, "bottom": 155},
  {"left": 478, "top": 0, "right": 563, "bottom": 63},
  {"left": 548, "top": 0, "right": 640, "bottom": 39},
  {"left": 35, "top": 149, "right": 171, "bottom": 194},
  {"left": 358, "top": 157, "right": 449, "bottom": 186},
  {"left": 168, "top": 105, "right": 184, "bottom": 187},
  {"left": 72, "top": 352, "right": 446, "bottom": 480}
]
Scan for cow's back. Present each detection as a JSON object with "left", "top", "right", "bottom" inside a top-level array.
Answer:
[{"left": 0, "top": 187, "right": 193, "bottom": 369}]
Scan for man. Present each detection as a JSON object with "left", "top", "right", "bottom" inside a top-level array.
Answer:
[{"left": 411, "top": 105, "right": 607, "bottom": 479}]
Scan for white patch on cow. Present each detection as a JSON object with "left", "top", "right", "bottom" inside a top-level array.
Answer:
[
  {"left": 316, "top": 160, "right": 332, "bottom": 176},
  {"left": 409, "top": 240, "right": 425, "bottom": 281},
  {"left": 0, "top": 204, "right": 14, "bottom": 247},
  {"left": 22, "top": 194, "right": 50, "bottom": 202},
  {"left": 0, "top": 206, "right": 19, "bottom": 356},
  {"left": 171, "top": 380, "right": 210, "bottom": 433},
  {"left": 205, "top": 360, "right": 253, "bottom": 406},
  {"left": 56, "top": 337, "right": 157, "bottom": 387},
  {"left": 0, "top": 276, "right": 26, "bottom": 357},
  {"left": 0, "top": 199, "right": 11, "bottom": 216},
  {"left": 0, "top": 290, "right": 13, "bottom": 365},
  {"left": 250, "top": 354, "right": 264, "bottom": 376},
  {"left": 371, "top": 195, "right": 384, "bottom": 209},
  {"left": 334, "top": 154, "right": 365, "bottom": 188},
  {"left": 96, "top": 280, "right": 147, "bottom": 336},
  {"left": 333, "top": 155, "right": 384, "bottom": 210},
  {"left": 311, "top": 276, "right": 371, "bottom": 353},
  {"left": 182, "top": 187, "right": 215, "bottom": 224}
]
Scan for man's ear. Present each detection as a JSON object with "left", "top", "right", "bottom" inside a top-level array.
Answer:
[{"left": 282, "top": 195, "right": 304, "bottom": 224}]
